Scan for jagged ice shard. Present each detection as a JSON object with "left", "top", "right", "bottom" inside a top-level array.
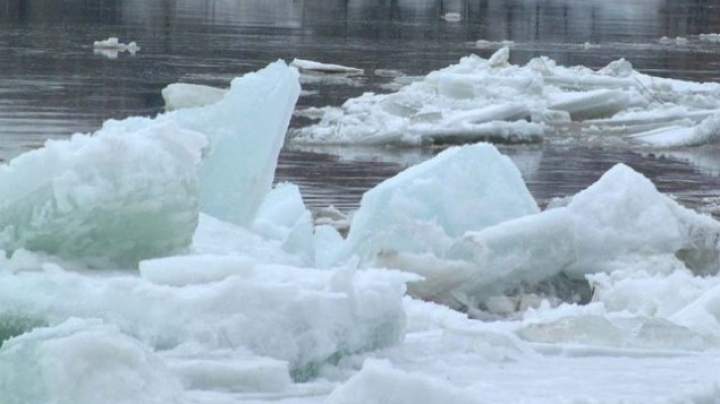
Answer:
[{"left": 103, "top": 60, "right": 301, "bottom": 227}]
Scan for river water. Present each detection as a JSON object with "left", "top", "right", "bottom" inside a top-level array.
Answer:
[{"left": 2, "top": 0, "right": 720, "bottom": 213}]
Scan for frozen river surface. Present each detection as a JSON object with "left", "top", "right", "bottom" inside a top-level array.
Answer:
[{"left": 3, "top": 0, "right": 720, "bottom": 212}]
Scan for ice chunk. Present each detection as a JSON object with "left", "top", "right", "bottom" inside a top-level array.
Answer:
[
  {"left": 290, "top": 58, "right": 364, "bottom": 75},
  {"left": 326, "top": 359, "right": 480, "bottom": 404},
  {"left": 252, "top": 182, "right": 314, "bottom": 265},
  {"left": 103, "top": 60, "right": 301, "bottom": 226},
  {"left": 441, "top": 12, "right": 461, "bottom": 22},
  {"left": 699, "top": 33, "right": 720, "bottom": 43},
  {"left": 191, "top": 213, "right": 304, "bottom": 266},
  {"left": 0, "top": 318, "right": 184, "bottom": 404},
  {"left": 549, "top": 89, "right": 630, "bottom": 120},
  {"left": 445, "top": 163, "right": 720, "bottom": 309},
  {"left": 92, "top": 37, "right": 140, "bottom": 58},
  {"left": 162, "top": 83, "right": 227, "bottom": 111},
  {"left": 0, "top": 121, "right": 205, "bottom": 267},
  {"left": 341, "top": 143, "right": 539, "bottom": 265}
]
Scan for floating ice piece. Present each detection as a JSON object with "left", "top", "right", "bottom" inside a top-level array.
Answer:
[
  {"left": 699, "top": 33, "right": 720, "bottom": 43},
  {"left": 162, "top": 83, "right": 228, "bottom": 111},
  {"left": 0, "top": 121, "right": 205, "bottom": 267},
  {"left": 441, "top": 12, "right": 461, "bottom": 22},
  {"left": 0, "top": 257, "right": 411, "bottom": 381},
  {"left": 474, "top": 39, "right": 515, "bottom": 48},
  {"left": 442, "top": 163, "right": 720, "bottom": 309},
  {"left": 290, "top": 58, "right": 364, "bottom": 76},
  {"left": 92, "top": 37, "right": 140, "bottom": 58},
  {"left": 0, "top": 318, "right": 184, "bottom": 404},
  {"left": 659, "top": 36, "right": 688, "bottom": 45},
  {"left": 628, "top": 112, "right": 720, "bottom": 147},
  {"left": 340, "top": 143, "right": 539, "bottom": 266},
  {"left": 104, "top": 60, "right": 301, "bottom": 226}
]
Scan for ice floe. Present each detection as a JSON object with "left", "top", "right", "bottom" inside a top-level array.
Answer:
[{"left": 291, "top": 48, "right": 720, "bottom": 147}]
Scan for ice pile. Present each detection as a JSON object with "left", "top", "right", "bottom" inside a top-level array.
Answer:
[
  {"left": 4, "top": 56, "right": 720, "bottom": 403},
  {"left": 292, "top": 47, "right": 720, "bottom": 147}
]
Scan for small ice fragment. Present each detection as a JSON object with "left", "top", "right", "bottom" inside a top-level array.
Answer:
[
  {"left": 92, "top": 37, "right": 121, "bottom": 49},
  {"left": 442, "top": 12, "right": 461, "bottom": 22},
  {"left": 290, "top": 58, "right": 364, "bottom": 75},
  {"left": 699, "top": 33, "right": 720, "bottom": 43}
]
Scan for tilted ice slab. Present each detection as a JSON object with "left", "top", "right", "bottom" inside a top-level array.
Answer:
[
  {"left": 0, "top": 252, "right": 410, "bottom": 382},
  {"left": 441, "top": 163, "right": 720, "bottom": 309},
  {"left": 340, "top": 143, "right": 539, "bottom": 266},
  {"left": 0, "top": 122, "right": 206, "bottom": 267},
  {"left": 103, "top": 60, "right": 301, "bottom": 226},
  {"left": 293, "top": 48, "right": 720, "bottom": 146}
]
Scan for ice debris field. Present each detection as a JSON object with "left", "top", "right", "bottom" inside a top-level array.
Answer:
[{"left": 4, "top": 51, "right": 720, "bottom": 403}]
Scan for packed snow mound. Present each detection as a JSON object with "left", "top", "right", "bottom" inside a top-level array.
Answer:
[
  {"left": 0, "top": 121, "right": 205, "bottom": 267},
  {"left": 292, "top": 48, "right": 720, "bottom": 147},
  {"left": 0, "top": 318, "right": 185, "bottom": 404},
  {"left": 102, "top": 60, "right": 301, "bottom": 226},
  {"left": 441, "top": 163, "right": 720, "bottom": 310},
  {"left": 162, "top": 83, "right": 227, "bottom": 111},
  {"left": 340, "top": 143, "right": 539, "bottom": 266},
  {"left": 0, "top": 252, "right": 411, "bottom": 382}
]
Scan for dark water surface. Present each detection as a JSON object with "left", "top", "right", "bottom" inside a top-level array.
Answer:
[{"left": 3, "top": 0, "right": 720, "bottom": 212}]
